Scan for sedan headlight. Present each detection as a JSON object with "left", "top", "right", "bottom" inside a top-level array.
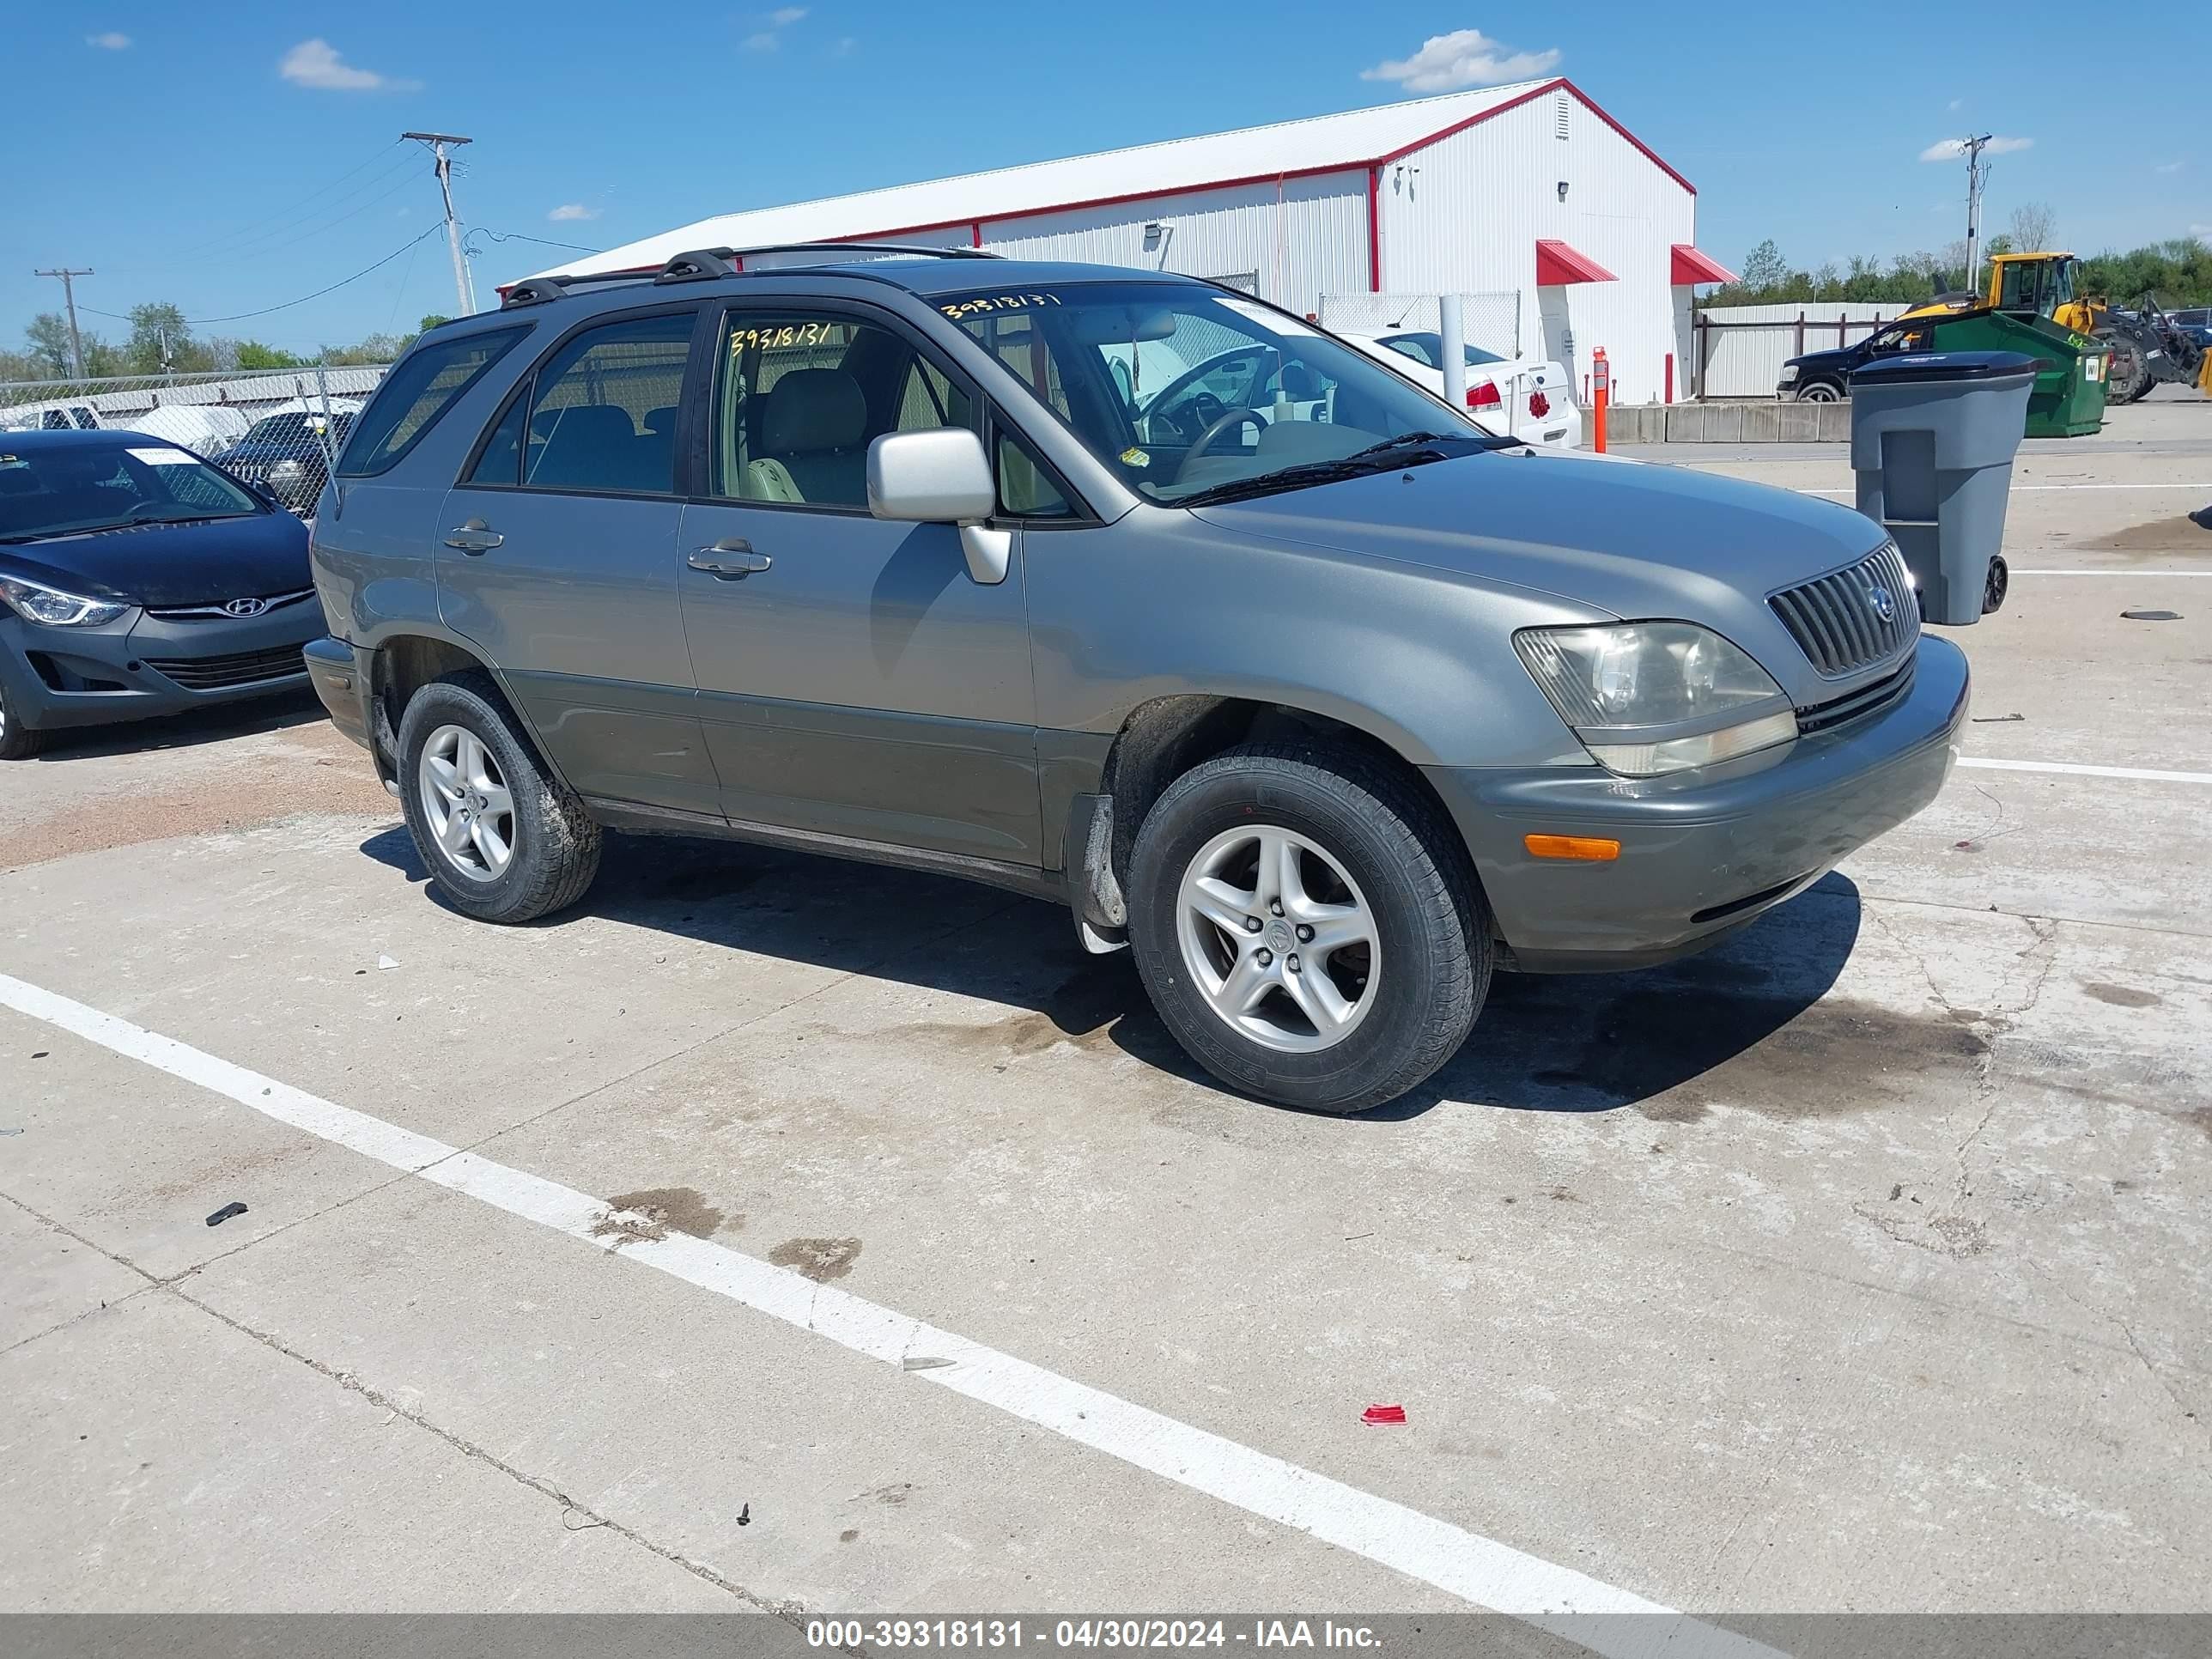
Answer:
[
  {"left": 0, "top": 574, "right": 131, "bottom": 628},
  {"left": 1514, "top": 622, "right": 1796, "bottom": 776}
]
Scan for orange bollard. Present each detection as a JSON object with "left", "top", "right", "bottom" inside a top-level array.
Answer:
[{"left": 1591, "top": 346, "right": 1610, "bottom": 453}]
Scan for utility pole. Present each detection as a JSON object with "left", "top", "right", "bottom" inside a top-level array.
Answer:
[
  {"left": 33, "top": 267, "right": 94, "bottom": 380},
  {"left": 402, "top": 132, "right": 477, "bottom": 315},
  {"left": 1960, "top": 134, "right": 1995, "bottom": 293}
]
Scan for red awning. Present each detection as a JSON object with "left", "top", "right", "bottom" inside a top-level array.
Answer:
[
  {"left": 1670, "top": 244, "right": 1737, "bottom": 285},
  {"left": 1534, "top": 240, "right": 1618, "bottom": 286}
]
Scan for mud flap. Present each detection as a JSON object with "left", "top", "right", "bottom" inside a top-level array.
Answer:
[{"left": 1065, "top": 792, "right": 1127, "bottom": 954}]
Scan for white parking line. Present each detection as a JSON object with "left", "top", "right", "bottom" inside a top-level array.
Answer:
[
  {"left": 2005, "top": 568, "right": 2212, "bottom": 577},
  {"left": 1959, "top": 757, "right": 2212, "bottom": 785},
  {"left": 0, "top": 970, "right": 1777, "bottom": 1659}
]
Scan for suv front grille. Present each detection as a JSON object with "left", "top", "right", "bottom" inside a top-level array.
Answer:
[
  {"left": 1770, "top": 544, "right": 1917, "bottom": 678},
  {"left": 144, "top": 646, "right": 307, "bottom": 691}
]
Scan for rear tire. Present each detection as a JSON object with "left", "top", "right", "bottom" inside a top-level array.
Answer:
[
  {"left": 396, "top": 672, "right": 601, "bottom": 923},
  {"left": 2101, "top": 331, "right": 2150, "bottom": 404},
  {"left": 0, "top": 675, "right": 44, "bottom": 761},
  {"left": 1127, "top": 743, "right": 1490, "bottom": 1114}
]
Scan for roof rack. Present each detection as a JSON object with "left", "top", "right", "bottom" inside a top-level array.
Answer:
[{"left": 501, "top": 241, "right": 1000, "bottom": 308}]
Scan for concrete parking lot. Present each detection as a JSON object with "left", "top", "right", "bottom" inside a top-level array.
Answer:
[{"left": 3, "top": 398, "right": 2208, "bottom": 1639}]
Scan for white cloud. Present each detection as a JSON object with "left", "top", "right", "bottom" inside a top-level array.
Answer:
[
  {"left": 1946, "top": 97, "right": 1962, "bottom": 111},
  {"left": 742, "top": 30, "right": 779, "bottom": 51},
  {"left": 279, "top": 39, "right": 418, "bottom": 92},
  {"left": 2192, "top": 224, "right": 2212, "bottom": 239},
  {"left": 1361, "top": 29, "right": 1560, "bottom": 94},
  {"left": 1918, "top": 135, "right": 2032, "bottom": 161},
  {"left": 548, "top": 204, "right": 601, "bottom": 222},
  {"left": 2154, "top": 160, "right": 2184, "bottom": 174},
  {"left": 87, "top": 31, "right": 131, "bottom": 49},
  {"left": 833, "top": 34, "right": 856, "bottom": 55},
  {"left": 768, "top": 6, "right": 808, "bottom": 22}
]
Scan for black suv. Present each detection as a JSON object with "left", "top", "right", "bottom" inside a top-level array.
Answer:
[{"left": 221, "top": 410, "right": 355, "bottom": 515}]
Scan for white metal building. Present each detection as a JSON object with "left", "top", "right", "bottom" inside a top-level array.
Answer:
[{"left": 529, "top": 77, "right": 1733, "bottom": 405}]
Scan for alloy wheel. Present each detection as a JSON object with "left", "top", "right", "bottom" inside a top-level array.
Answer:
[
  {"left": 417, "top": 724, "right": 517, "bottom": 882},
  {"left": 1175, "top": 825, "right": 1380, "bottom": 1054}
]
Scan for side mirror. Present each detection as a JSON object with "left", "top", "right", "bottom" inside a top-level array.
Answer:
[{"left": 866, "top": 428, "right": 1010, "bottom": 585}]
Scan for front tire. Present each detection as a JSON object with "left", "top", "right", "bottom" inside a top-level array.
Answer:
[
  {"left": 0, "top": 674, "right": 44, "bottom": 761},
  {"left": 396, "top": 672, "right": 602, "bottom": 923},
  {"left": 1127, "top": 744, "right": 1490, "bottom": 1114},
  {"left": 1795, "top": 379, "right": 1844, "bottom": 403}
]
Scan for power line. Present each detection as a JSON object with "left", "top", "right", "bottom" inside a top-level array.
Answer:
[
  {"left": 80, "top": 225, "right": 444, "bottom": 328},
  {"left": 158, "top": 140, "right": 410, "bottom": 264},
  {"left": 465, "top": 227, "right": 605, "bottom": 256}
]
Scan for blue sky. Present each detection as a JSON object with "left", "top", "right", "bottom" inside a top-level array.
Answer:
[{"left": 9, "top": 3, "right": 2204, "bottom": 360}]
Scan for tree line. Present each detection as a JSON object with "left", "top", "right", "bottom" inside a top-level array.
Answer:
[
  {"left": 0, "top": 303, "right": 453, "bottom": 385},
  {"left": 1701, "top": 211, "right": 2211, "bottom": 310}
]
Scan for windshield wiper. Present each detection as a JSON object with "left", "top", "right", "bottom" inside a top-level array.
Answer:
[
  {"left": 119, "top": 507, "right": 240, "bottom": 526},
  {"left": 1172, "top": 436, "right": 1490, "bottom": 509}
]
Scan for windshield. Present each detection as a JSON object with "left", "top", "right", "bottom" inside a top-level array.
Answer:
[
  {"left": 938, "top": 282, "right": 1492, "bottom": 505},
  {"left": 0, "top": 441, "right": 262, "bottom": 542},
  {"left": 1378, "top": 332, "right": 1508, "bottom": 368}
]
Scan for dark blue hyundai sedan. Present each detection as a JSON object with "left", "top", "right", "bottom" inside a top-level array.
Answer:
[{"left": 0, "top": 429, "right": 319, "bottom": 759}]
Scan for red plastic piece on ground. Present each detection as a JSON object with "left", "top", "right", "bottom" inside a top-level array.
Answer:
[{"left": 1361, "top": 1404, "right": 1407, "bottom": 1425}]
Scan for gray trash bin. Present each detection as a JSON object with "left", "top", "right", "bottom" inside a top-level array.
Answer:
[{"left": 1849, "top": 349, "right": 2036, "bottom": 624}]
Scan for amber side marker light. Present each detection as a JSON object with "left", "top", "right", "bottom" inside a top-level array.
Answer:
[{"left": 1523, "top": 834, "right": 1621, "bottom": 862}]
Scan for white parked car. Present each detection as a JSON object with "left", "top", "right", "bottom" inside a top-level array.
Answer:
[{"left": 1341, "top": 331, "right": 1582, "bottom": 450}]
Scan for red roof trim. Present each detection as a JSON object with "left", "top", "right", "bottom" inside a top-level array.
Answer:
[
  {"left": 1535, "top": 240, "right": 1617, "bottom": 285},
  {"left": 1670, "top": 243, "right": 1735, "bottom": 285}
]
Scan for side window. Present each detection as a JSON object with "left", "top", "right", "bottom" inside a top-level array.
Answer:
[
  {"left": 996, "top": 431, "right": 1072, "bottom": 520},
  {"left": 709, "top": 312, "right": 975, "bottom": 509},
  {"left": 896, "top": 357, "right": 974, "bottom": 432},
  {"left": 338, "top": 325, "right": 526, "bottom": 477},
  {"left": 467, "top": 392, "right": 529, "bottom": 486},
  {"left": 522, "top": 311, "right": 694, "bottom": 495}
]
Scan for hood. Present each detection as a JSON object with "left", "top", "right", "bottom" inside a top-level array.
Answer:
[
  {"left": 1784, "top": 343, "right": 1866, "bottom": 372},
  {"left": 1192, "top": 451, "right": 1894, "bottom": 702},
  {"left": 0, "top": 507, "right": 310, "bottom": 609}
]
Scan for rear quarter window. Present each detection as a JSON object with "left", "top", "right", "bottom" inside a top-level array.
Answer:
[{"left": 338, "top": 326, "right": 528, "bottom": 477}]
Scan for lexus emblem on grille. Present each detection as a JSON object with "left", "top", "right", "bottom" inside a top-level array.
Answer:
[
  {"left": 222, "top": 598, "right": 269, "bottom": 618},
  {"left": 1868, "top": 585, "right": 1897, "bottom": 624}
]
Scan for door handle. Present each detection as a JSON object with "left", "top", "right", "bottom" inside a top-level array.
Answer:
[
  {"left": 444, "top": 519, "right": 503, "bottom": 555},
  {"left": 688, "top": 540, "right": 772, "bottom": 579}
]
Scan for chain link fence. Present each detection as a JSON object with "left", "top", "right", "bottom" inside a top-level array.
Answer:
[
  {"left": 1, "top": 363, "right": 391, "bottom": 516},
  {"left": 1317, "top": 291, "right": 1525, "bottom": 359}
]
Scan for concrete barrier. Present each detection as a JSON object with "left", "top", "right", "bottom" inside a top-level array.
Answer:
[{"left": 1607, "top": 400, "right": 1853, "bottom": 444}]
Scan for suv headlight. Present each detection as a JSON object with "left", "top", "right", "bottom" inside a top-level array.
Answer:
[
  {"left": 1778, "top": 364, "right": 1800, "bottom": 383},
  {"left": 1514, "top": 622, "right": 1796, "bottom": 776},
  {"left": 0, "top": 574, "right": 131, "bottom": 628}
]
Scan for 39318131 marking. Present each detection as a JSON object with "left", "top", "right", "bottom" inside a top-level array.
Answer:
[{"left": 803, "top": 1620, "right": 1235, "bottom": 1650}]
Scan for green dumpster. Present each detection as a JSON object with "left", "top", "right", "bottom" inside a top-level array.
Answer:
[{"left": 1925, "top": 307, "right": 2109, "bottom": 438}]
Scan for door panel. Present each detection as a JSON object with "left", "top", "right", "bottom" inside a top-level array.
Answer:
[
  {"left": 678, "top": 505, "right": 1038, "bottom": 861},
  {"left": 678, "top": 302, "right": 1040, "bottom": 864},
  {"left": 439, "top": 489, "right": 717, "bottom": 812}
]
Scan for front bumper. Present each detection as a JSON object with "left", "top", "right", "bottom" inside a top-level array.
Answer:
[
  {"left": 1427, "top": 635, "right": 1969, "bottom": 972},
  {"left": 0, "top": 600, "right": 324, "bottom": 733}
]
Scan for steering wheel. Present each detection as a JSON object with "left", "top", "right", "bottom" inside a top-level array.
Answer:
[{"left": 1173, "top": 407, "right": 1269, "bottom": 482}]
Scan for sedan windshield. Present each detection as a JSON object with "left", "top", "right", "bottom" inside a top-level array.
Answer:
[
  {"left": 937, "top": 283, "right": 1499, "bottom": 505},
  {"left": 0, "top": 441, "right": 261, "bottom": 543}
]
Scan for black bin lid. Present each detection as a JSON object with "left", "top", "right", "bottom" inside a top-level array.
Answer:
[{"left": 1850, "top": 349, "right": 2039, "bottom": 386}]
